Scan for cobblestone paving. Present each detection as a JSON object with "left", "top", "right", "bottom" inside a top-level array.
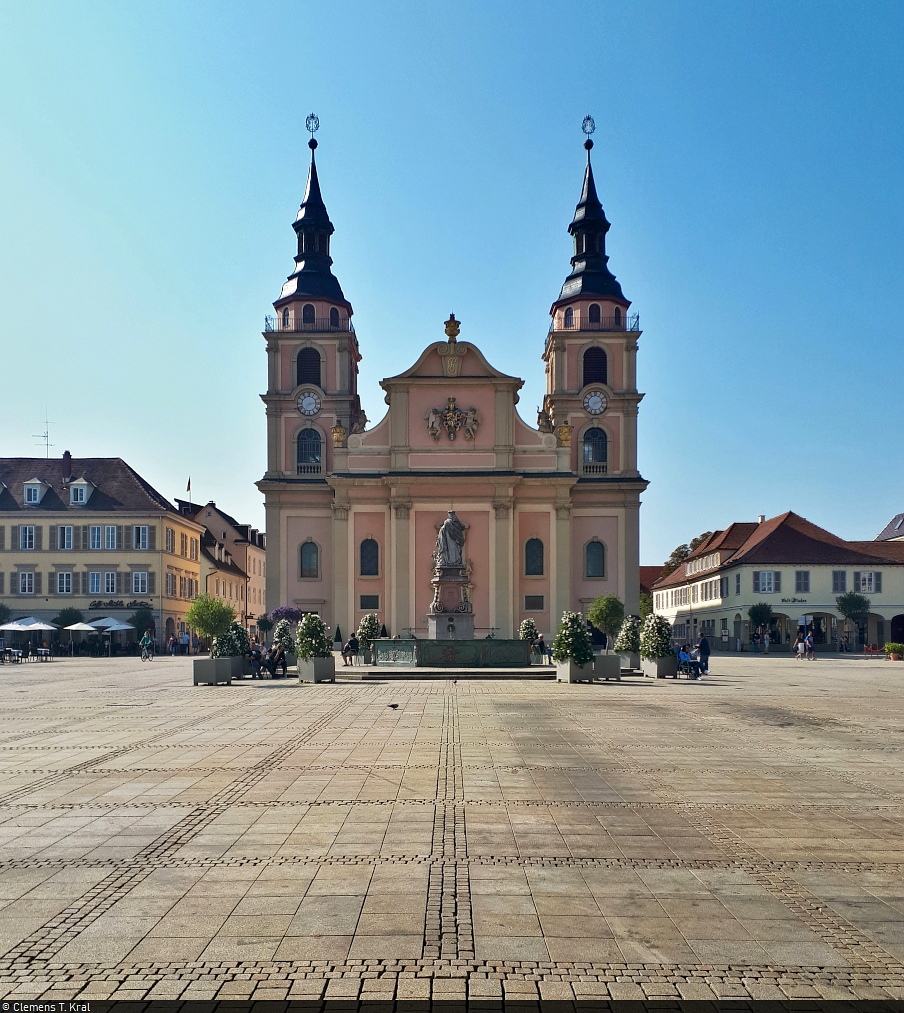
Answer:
[{"left": 0, "top": 654, "right": 903, "bottom": 1001}]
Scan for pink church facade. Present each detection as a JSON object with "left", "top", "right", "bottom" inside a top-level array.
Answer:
[{"left": 259, "top": 134, "right": 647, "bottom": 640}]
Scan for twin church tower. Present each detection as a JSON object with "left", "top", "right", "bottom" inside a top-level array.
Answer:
[{"left": 258, "top": 122, "right": 647, "bottom": 639}]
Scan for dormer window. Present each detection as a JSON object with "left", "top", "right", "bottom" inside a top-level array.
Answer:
[
  {"left": 70, "top": 486, "right": 86, "bottom": 505},
  {"left": 68, "top": 479, "right": 93, "bottom": 505},
  {"left": 24, "top": 485, "right": 40, "bottom": 504}
]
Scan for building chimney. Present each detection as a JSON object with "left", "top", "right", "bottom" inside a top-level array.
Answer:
[
  {"left": 62, "top": 450, "right": 72, "bottom": 480},
  {"left": 758, "top": 514, "right": 765, "bottom": 524}
]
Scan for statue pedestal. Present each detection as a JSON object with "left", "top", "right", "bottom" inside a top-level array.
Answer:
[
  {"left": 427, "top": 564, "right": 474, "bottom": 640},
  {"left": 427, "top": 613, "right": 474, "bottom": 641}
]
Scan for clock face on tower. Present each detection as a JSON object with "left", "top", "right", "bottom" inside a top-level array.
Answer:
[
  {"left": 296, "top": 390, "right": 322, "bottom": 417},
  {"left": 582, "top": 389, "right": 608, "bottom": 415}
]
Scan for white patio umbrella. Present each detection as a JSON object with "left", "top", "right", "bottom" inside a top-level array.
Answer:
[
  {"left": 64, "top": 622, "right": 98, "bottom": 632},
  {"left": 27, "top": 622, "right": 60, "bottom": 632},
  {"left": 0, "top": 622, "right": 31, "bottom": 631},
  {"left": 14, "top": 617, "right": 40, "bottom": 626},
  {"left": 89, "top": 617, "right": 120, "bottom": 628},
  {"left": 102, "top": 621, "right": 135, "bottom": 632}
]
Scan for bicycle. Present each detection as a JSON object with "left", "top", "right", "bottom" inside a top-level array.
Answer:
[{"left": 141, "top": 645, "right": 154, "bottom": 662}]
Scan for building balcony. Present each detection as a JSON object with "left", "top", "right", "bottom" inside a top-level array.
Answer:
[
  {"left": 265, "top": 315, "right": 354, "bottom": 334},
  {"left": 582, "top": 462, "right": 608, "bottom": 475},
  {"left": 550, "top": 313, "right": 639, "bottom": 333},
  {"left": 297, "top": 463, "right": 322, "bottom": 476}
]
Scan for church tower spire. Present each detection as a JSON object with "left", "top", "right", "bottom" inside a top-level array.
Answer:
[
  {"left": 553, "top": 118, "right": 628, "bottom": 309},
  {"left": 275, "top": 118, "right": 351, "bottom": 312}
]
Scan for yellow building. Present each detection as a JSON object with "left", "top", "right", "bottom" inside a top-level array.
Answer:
[{"left": 0, "top": 452, "right": 204, "bottom": 647}]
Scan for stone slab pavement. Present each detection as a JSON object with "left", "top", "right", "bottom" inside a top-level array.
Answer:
[{"left": 0, "top": 652, "right": 902, "bottom": 1001}]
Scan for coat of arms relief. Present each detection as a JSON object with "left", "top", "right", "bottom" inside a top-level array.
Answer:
[{"left": 424, "top": 397, "right": 479, "bottom": 442}]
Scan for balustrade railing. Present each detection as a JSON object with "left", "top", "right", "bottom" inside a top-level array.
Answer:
[
  {"left": 582, "top": 462, "right": 609, "bottom": 475},
  {"left": 296, "top": 463, "right": 322, "bottom": 475},
  {"left": 266, "top": 315, "right": 354, "bottom": 333},
  {"left": 549, "top": 313, "right": 639, "bottom": 333}
]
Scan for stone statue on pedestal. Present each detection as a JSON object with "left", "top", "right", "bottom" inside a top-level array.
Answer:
[
  {"left": 435, "top": 511, "right": 465, "bottom": 567},
  {"left": 427, "top": 511, "right": 474, "bottom": 640}
]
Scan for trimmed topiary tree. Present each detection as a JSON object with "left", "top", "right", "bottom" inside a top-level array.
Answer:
[
  {"left": 185, "top": 594, "right": 235, "bottom": 644},
  {"left": 552, "top": 611, "right": 594, "bottom": 666},
  {"left": 357, "top": 613, "right": 382, "bottom": 652},
  {"left": 640, "top": 613, "right": 673, "bottom": 660},
  {"left": 587, "top": 594, "right": 625, "bottom": 653},
  {"left": 614, "top": 614, "right": 641, "bottom": 655},
  {"left": 296, "top": 613, "right": 332, "bottom": 660},
  {"left": 518, "top": 618, "right": 539, "bottom": 642},
  {"left": 272, "top": 619, "right": 296, "bottom": 655},
  {"left": 211, "top": 620, "right": 250, "bottom": 658}
]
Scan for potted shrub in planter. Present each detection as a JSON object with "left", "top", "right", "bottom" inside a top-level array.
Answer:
[
  {"left": 271, "top": 619, "right": 297, "bottom": 673},
  {"left": 185, "top": 594, "right": 236, "bottom": 685},
  {"left": 640, "top": 613, "right": 678, "bottom": 678},
  {"left": 613, "top": 614, "right": 641, "bottom": 673},
  {"left": 211, "top": 620, "right": 250, "bottom": 680},
  {"left": 553, "top": 610, "right": 594, "bottom": 683},
  {"left": 884, "top": 642, "right": 904, "bottom": 661},
  {"left": 357, "top": 613, "right": 382, "bottom": 665},
  {"left": 518, "top": 618, "right": 540, "bottom": 664},
  {"left": 588, "top": 594, "right": 625, "bottom": 680},
  {"left": 297, "top": 613, "right": 335, "bottom": 682}
]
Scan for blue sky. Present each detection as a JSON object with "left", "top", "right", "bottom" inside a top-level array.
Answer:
[{"left": 1, "top": 1, "right": 902, "bottom": 565}]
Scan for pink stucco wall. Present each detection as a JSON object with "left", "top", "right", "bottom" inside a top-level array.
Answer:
[
  {"left": 285, "top": 512, "right": 333, "bottom": 626},
  {"left": 517, "top": 510, "right": 551, "bottom": 630},
  {"left": 572, "top": 514, "right": 620, "bottom": 605},
  {"left": 353, "top": 510, "right": 386, "bottom": 622}
]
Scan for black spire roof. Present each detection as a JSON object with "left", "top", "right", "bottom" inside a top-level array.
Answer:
[
  {"left": 554, "top": 140, "right": 627, "bottom": 306},
  {"left": 276, "top": 139, "right": 349, "bottom": 307}
]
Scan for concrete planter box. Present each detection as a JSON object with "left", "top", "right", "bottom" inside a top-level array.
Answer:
[
  {"left": 193, "top": 658, "right": 231, "bottom": 685},
  {"left": 556, "top": 659, "right": 594, "bottom": 683},
  {"left": 618, "top": 652, "right": 640, "bottom": 670},
  {"left": 642, "top": 655, "right": 679, "bottom": 679},
  {"left": 298, "top": 656, "right": 336, "bottom": 683},
  {"left": 594, "top": 654, "right": 622, "bottom": 681}
]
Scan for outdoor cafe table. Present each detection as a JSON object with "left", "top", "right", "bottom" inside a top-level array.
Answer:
[
  {"left": 2, "top": 649, "right": 22, "bottom": 663},
  {"left": 36, "top": 648, "right": 52, "bottom": 661}
]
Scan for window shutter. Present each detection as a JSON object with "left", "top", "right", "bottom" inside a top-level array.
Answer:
[
  {"left": 82, "top": 525, "right": 89, "bottom": 550},
  {"left": 49, "top": 526, "right": 57, "bottom": 551},
  {"left": 148, "top": 571, "right": 155, "bottom": 594},
  {"left": 0, "top": 573, "right": 4, "bottom": 595},
  {"left": 117, "top": 525, "right": 124, "bottom": 551},
  {"left": 116, "top": 571, "right": 123, "bottom": 595},
  {"left": 35, "top": 526, "right": 43, "bottom": 551},
  {"left": 81, "top": 571, "right": 87, "bottom": 595},
  {"left": 148, "top": 525, "right": 156, "bottom": 551},
  {"left": 131, "top": 526, "right": 138, "bottom": 550},
  {"left": 875, "top": 572, "right": 882, "bottom": 593},
  {"left": 11, "top": 525, "right": 18, "bottom": 552},
  {"left": 0, "top": 526, "right": 4, "bottom": 550},
  {"left": 854, "top": 571, "right": 861, "bottom": 592},
  {"left": 73, "top": 525, "right": 80, "bottom": 551},
  {"left": 753, "top": 571, "right": 760, "bottom": 593},
  {"left": 774, "top": 571, "right": 781, "bottom": 593},
  {"left": 35, "top": 572, "right": 42, "bottom": 594}
]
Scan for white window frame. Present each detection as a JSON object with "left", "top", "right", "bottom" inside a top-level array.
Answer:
[
  {"left": 57, "top": 571, "right": 72, "bottom": 594},
  {"left": 90, "top": 525, "right": 102, "bottom": 550},
  {"left": 89, "top": 571, "right": 101, "bottom": 595},
  {"left": 104, "top": 571, "right": 117, "bottom": 594},
  {"left": 104, "top": 525, "right": 117, "bottom": 550},
  {"left": 59, "top": 525, "right": 73, "bottom": 550},
  {"left": 858, "top": 571, "right": 879, "bottom": 593},
  {"left": 165, "top": 527, "right": 175, "bottom": 554},
  {"left": 70, "top": 486, "right": 86, "bottom": 504},
  {"left": 134, "top": 525, "right": 148, "bottom": 550},
  {"left": 20, "top": 525, "right": 35, "bottom": 550},
  {"left": 132, "top": 571, "right": 148, "bottom": 594},
  {"left": 19, "top": 571, "right": 34, "bottom": 594},
  {"left": 24, "top": 485, "right": 40, "bottom": 504}
]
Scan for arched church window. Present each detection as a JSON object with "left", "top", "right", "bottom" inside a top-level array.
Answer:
[
  {"left": 282, "top": 307, "right": 290, "bottom": 329},
  {"left": 329, "top": 307, "right": 340, "bottom": 329},
  {"left": 614, "top": 306, "right": 622, "bottom": 327},
  {"left": 583, "top": 347, "right": 607, "bottom": 386},
  {"left": 297, "top": 348, "right": 321, "bottom": 387},
  {"left": 297, "top": 430, "right": 321, "bottom": 474},
  {"left": 585, "top": 540, "right": 605, "bottom": 578},
  {"left": 564, "top": 307, "right": 575, "bottom": 329},
  {"left": 524, "top": 538, "right": 544, "bottom": 576},
  {"left": 302, "top": 303, "right": 315, "bottom": 325},
  {"left": 360, "top": 538, "right": 379, "bottom": 576},
  {"left": 300, "top": 541, "right": 319, "bottom": 578},
  {"left": 583, "top": 428, "right": 607, "bottom": 466},
  {"left": 588, "top": 303, "right": 601, "bottom": 324}
]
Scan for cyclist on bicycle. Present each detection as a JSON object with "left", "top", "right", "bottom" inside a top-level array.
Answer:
[{"left": 139, "top": 631, "right": 154, "bottom": 660}]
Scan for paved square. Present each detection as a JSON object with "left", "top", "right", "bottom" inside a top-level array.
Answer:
[{"left": 0, "top": 654, "right": 903, "bottom": 1000}]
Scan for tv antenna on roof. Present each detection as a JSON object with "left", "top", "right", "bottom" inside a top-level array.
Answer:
[{"left": 33, "top": 407, "right": 54, "bottom": 458}]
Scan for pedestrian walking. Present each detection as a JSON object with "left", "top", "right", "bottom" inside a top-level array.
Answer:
[
  {"left": 752, "top": 631, "right": 760, "bottom": 654},
  {"left": 805, "top": 631, "right": 816, "bottom": 660},
  {"left": 696, "top": 634, "right": 710, "bottom": 674}
]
